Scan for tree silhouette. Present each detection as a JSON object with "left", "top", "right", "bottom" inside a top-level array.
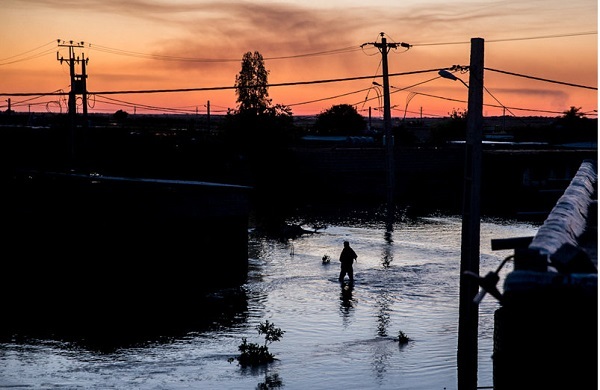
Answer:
[
  {"left": 553, "top": 105, "right": 596, "bottom": 144},
  {"left": 562, "top": 106, "right": 585, "bottom": 120},
  {"left": 234, "top": 51, "right": 271, "bottom": 116},
  {"left": 113, "top": 109, "right": 128, "bottom": 123},
  {"left": 223, "top": 51, "right": 297, "bottom": 232},
  {"left": 314, "top": 104, "right": 366, "bottom": 136}
]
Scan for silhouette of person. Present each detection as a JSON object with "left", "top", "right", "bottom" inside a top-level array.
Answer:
[{"left": 338, "top": 241, "right": 358, "bottom": 283}]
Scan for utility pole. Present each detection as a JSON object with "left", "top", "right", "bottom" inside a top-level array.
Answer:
[
  {"left": 457, "top": 37, "right": 484, "bottom": 390},
  {"left": 362, "top": 33, "right": 410, "bottom": 228},
  {"left": 206, "top": 100, "right": 211, "bottom": 131},
  {"left": 57, "top": 40, "right": 89, "bottom": 167}
]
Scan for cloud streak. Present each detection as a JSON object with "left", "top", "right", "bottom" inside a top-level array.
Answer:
[{"left": 14, "top": 0, "right": 596, "bottom": 56}]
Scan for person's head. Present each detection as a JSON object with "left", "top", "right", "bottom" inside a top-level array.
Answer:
[{"left": 343, "top": 241, "right": 350, "bottom": 247}]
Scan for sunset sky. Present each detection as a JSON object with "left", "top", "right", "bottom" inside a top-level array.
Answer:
[{"left": 1, "top": 0, "right": 597, "bottom": 118}]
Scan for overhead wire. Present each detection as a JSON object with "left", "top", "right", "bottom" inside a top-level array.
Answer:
[
  {"left": 287, "top": 86, "right": 374, "bottom": 108},
  {"left": 1, "top": 63, "right": 594, "bottom": 116},
  {"left": 485, "top": 67, "right": 597, "bottom": 90},
  {"left": 0, "top": 40, "right": 56, "bottom": 65},
  {"left": 88, "top": 43, "right": 361, "bottom": 63},
  {"left": 0, "top": 47, "right": 57, "bottom": 66},
  {"left": 93, "top": 94, "right": 199, "bottom": 114},
  {"left": 1, "top": 30, "right": 597, "bottom": 115},
  {"left": 411, "top": 31, "right": 597, "bottom": 47}
]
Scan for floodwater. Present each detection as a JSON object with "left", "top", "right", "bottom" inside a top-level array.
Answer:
[{"left": 0, "top": 212, "right": 539, "bottom": 389}]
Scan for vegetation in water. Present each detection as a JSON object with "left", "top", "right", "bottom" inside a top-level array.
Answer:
[
  {"left": 230, "top": 320, "right": 285, "bottom": 367},
  {"left": 398, "top": 330, "right": 410, "bottom": 344}
]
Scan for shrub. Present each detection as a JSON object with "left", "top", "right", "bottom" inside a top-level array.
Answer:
[
  {"left": 231, "top": 320, "right": 285, "bottom": 367},
  {"left": 398, "top": 330, "right": 410, "bottom": 344}
]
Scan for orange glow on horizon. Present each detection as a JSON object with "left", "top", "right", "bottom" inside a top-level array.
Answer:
[{"left": 1, "top": 1, "right": 597, "bottom": 118}]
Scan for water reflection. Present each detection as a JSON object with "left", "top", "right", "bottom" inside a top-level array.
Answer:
[
  {"left": 381, "top": 229, "right": 394, "bottom": 268},
  {"left": 377, "top": 229, "right": 394, "bottom": 337},
  {"left": 376, "top": 291, "right": 393, "bottom": 337},
  {"left": 371, "top": 338, "right": 395, "bottom": 385},
  {"left": 385, "top": 203, "right": 395, "bottom": 233},
  {"left": 0, "top": 212, "right": 540, "bottom": 389},
  {"left": 256, "top": 372, "right": 284, "bottom": 389},
  {"left": 241, "top": 365, "right": 284, "bottom": 389},
  {"left": 339, "top": 282, "right": 355, "bottom": 326}
]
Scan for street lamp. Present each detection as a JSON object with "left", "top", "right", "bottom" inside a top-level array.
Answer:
[{"left": 438, "top": 69, "right": 469, "bottom": 89}]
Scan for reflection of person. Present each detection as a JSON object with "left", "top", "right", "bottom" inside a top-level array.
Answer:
[{"left": 338, "top": 241, "right": 358, "bottom": 283}]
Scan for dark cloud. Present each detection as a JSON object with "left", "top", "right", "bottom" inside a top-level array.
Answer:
[
  {"left": 24, "top": 0, "right": 376, "bottom": 69},
  {"left": 153, "top": 2, "right": 370, "bottom": 56},
  {"left": 18, "top": 0, "right": 596, "bottom": 82}
]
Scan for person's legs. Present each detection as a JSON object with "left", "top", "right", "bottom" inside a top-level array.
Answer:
[
  {"left": 348, "top": 267, "right": 354, "bottom": 282},
  {"left": 339, "top": 264, "right": 351, "bottom": 282}
]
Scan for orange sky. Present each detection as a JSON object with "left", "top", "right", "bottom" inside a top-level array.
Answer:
[{"left": 1, "top": 0, "right": 597, "bottom": 118}]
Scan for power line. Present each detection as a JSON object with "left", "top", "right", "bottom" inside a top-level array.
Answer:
[
  {"left": 0, "top": 40, "right": 56, "bottom": 65},
  {"left": 485, "top": 67, "right": 597, "bottom": 90},
  {"left": 2, "top": 31, "right": 596, "bottom": 68},
  {"left": 87, "top": 31, "right": 597, "bottom": 61},
  {"left": 94, "top": 94, "right": 228, "bottom": 114},
  {"left": 3, "top": 64, "right": 593, "bottom": 98},
  {"left": 0, "top": 68, "right": 443, "bottom": 96},
  {"left": 392, "top": 90, "right": 570, "bottom": 116},
  {"left": 1, "top": 64, "right": 596, "bottom": 116},
  {"left": 411, "top": 31, "right": 597, "bottom": 47},
  {"left": 95, "top": 96, "right": 195, "bottom": 114},
  {"left": 89, "top": 43, "right": 361, "bottom": 63},
  {"left": 0, "top": 47, "right": 57, "bottom": 66},
  {"left": 287, "top": 86, "right": 373, "bottom": 107}
]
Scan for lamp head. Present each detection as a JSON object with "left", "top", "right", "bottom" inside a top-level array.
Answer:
[{"left": 438, "top": 70, "right": 458, "bottom": 81}]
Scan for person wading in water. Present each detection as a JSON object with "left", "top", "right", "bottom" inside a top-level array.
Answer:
[{"left": 338, "top": 241, "right": 358, "bottom": 283}]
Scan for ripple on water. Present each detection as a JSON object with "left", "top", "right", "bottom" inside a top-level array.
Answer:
[{"left": 0, "top": 215, "right": 537, "bottom": 390}]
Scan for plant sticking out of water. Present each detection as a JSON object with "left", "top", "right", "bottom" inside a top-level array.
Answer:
[
  {"left": 231, "top": 320, "right": 285, "bottom": 367},
  {"left": 398, "top": 330, "right": 410, "bottom": 344}
]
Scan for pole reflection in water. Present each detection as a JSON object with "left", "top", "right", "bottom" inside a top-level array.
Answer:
[{"left": 382, "top": 229, "right": 394, "bottom": 267}]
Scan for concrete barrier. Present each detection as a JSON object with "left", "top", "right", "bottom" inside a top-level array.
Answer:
[
  {"left": 528, "top": 159, "right": 597, "bottom": 263},
  {"left": 493, "top": 159, "right": 598, "bottom": 390}
]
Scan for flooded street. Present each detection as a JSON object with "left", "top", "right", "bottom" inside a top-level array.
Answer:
[{"left": 0, "top": 213, "right": 539, "bottom": 389}]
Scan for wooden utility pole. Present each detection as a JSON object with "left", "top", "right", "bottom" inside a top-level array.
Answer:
[
  {"left": 457, "top": 37, "right": 485, "bottom": 390},
  {"left": 378, "top": 34, "right": 395, "bottom": 213},
  {"left": 206, "top": 100, "right": 211, "bottom": 131},
  {"left": 363, "top": 33, "right": 410, "bottom": 227}
]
